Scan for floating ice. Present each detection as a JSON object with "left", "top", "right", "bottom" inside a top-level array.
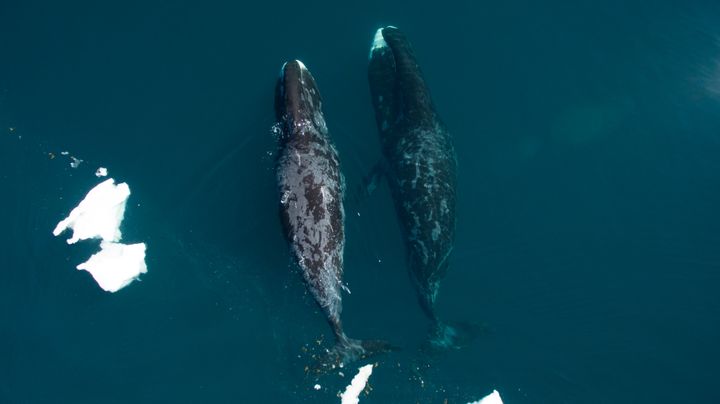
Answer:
[
  {"left": 467, "top": 390, "right": 503, "bottom": 404},
  {"left": 313, "top": 384, "right": 321, "bottom": 391},
  {"left": 70, "top": 156, "right": 83, "bottom": 168},
  {"left": 53, "top": 177, "right": 148, "bottom": 292},
  {"left": 76, "top": 241, "right": 147, "bottom": 292},
  {"left": 53, "top": 178, "right": 129, "bottom": 244},
  {"left": 340, "top": 364, "right": 373, "bottom": 404},
  {"left": 95, "top": 167, "right": 108, "bottom": 177}
]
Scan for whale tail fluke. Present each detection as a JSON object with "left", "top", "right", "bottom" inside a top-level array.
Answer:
[
  {"left": 425, "top": 320, "right": 489, "bottom": 351},
  {"left": 313, "top": 334, "right": 397, "bottom": 373},
  {"left": 359, "top": 338, "right": 397, "bottom": 358}
]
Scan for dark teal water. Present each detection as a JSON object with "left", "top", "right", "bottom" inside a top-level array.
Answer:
[{"left": 2, "top": 1, "right": 720, "bottom": 402}]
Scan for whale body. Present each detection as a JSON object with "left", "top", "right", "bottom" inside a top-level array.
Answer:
[
  {"left": 275, "top": 60, "right": 391, "bottom": 364},
  {"left": 367, "top": 27, "right": 463, "bottom": 348}
]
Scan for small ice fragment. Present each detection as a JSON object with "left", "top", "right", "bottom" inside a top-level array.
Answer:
[
  {"left": 95, "top": 167, "right": 108, "bottom": 177},
  {"left": 313, "top": 384, "right": 321, "bottom": 390},
  {"left": 53, "top": 178, "right": 130, "bottom": 244},
  {"left": 70, "top": 156, "right": 83, "bottom": 168},
  {"left": 340, "top": 364, "right": 373, "bottom": 404},
  {"left": 76, "top": 241, "right": 147, "bottom": 292},
  {"left": 467, "top": 390, "right": 504, "bottom": 404},
  {"left": 61, "top": 151, "right": 69, "bottom": 155}
]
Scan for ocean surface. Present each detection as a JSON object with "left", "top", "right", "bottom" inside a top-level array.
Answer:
[{"left": 2, "top": 1, "right": 720, "bottom": 403}]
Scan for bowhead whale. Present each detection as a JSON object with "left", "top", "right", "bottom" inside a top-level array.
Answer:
[
  {"left": 366, "top": 27, "right": 466, "bottom": 349},
  {"left": 275, "top": 60, "right": 391, "bottom": 365}
]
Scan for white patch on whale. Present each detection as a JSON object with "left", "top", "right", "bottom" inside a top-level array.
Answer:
[
  {"left": 431, "top": 221, "right": 441, "bottom": 241},
  {"left": 369, "top": 28, "right": 388, "bottom": 59}
]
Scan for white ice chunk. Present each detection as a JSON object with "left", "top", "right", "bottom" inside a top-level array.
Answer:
[
  {"left": 52, "top": 178, "right": 130, "bottom": 244},
  {"left": 467, "top": 390, "right": 504, "bottom": 404},
  {"left": 313, "top": 384, "right": 321, "bottom": 390},
  {"left": 95, "top": 167, "right": 108, "bottom": 177},
  {"left": 340, "top": 364, "right": 373, "bottom": 404},
  {"left": 70, "top": 156, "right": 83, "bottom": 168},
  {"left": 76, "top": 241, "right": 147, "bottom": 292}
]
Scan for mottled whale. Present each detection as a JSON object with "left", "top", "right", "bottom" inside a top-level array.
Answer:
[
  {"left": 274, "top": 60, "right": 391, "bottom": 365},
  {"left": 366, "top": 27, "right": 465, "bottom": 349}
]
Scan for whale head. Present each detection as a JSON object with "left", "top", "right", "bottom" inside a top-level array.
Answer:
[
  {"left": 275, "top": 60, "right": 326, "bottom": 140},
  {"left": 368, "top": 26, "right": 437, "bottom": 137}
]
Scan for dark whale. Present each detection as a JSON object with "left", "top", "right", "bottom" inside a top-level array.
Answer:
[
  {"left": 274, "top": 60, "right": 391, "bottom": 365},
  {"left": 366, "top": 27, "right": 466, "bottom": 349}
]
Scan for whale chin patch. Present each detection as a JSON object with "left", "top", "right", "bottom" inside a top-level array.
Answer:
[
  {"left": 294, "top": 59, "right": 308, "bottom": 72},
  {"left": 369, "top": 27, "right": 389, "bottom": 59}
]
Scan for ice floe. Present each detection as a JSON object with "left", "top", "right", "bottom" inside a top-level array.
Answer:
[
  {"left": 70, "top": 156, "right": 83, "bottom": 168},
  {"left": 340, "top": 364, "right": 373, "bottom": 404},
  {"left": 53, "top": 177, "right": 148, "bottom": 293},
  {"left": 76, "top": 241, "right": 147, "bottom": 292},
  {"left": 467, "top": 389, "right": 503, "bottom": 404},
  {"left": 53, "top": 178, "right": 129, "bottom": 244}
]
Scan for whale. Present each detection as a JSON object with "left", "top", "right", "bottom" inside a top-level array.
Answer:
[
  {"left": 366, "top": 27, "right": 466, "bottom": 349},
  {"left": 274, "top": 60, "right": 391, "bottom": 366}
]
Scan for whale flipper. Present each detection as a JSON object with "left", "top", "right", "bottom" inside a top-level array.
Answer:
[{"left": 353, "top": 160, "right": 387, "bottom": 204}]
